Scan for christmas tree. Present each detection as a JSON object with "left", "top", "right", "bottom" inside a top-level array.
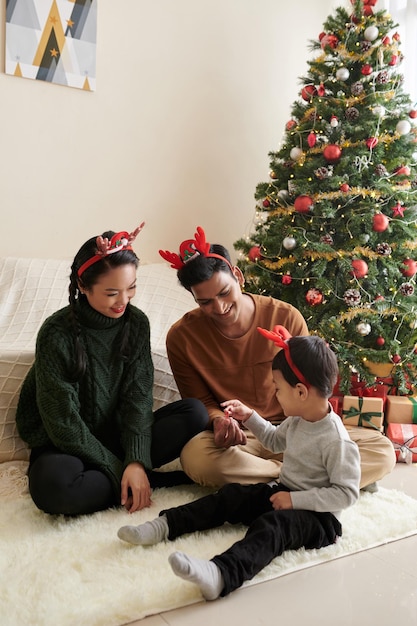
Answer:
[{"left": 235, "top": 0, "right": 417, "bottom": 394}]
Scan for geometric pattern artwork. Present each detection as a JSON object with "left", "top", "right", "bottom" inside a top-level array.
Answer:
[{"left": 5, "top": 0, "right": 97, "bottom": 91}]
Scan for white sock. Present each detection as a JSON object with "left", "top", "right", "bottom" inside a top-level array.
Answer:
[
  {"left": 117, "top": 515, "right": 169, "bottom": 545},
  {"left": 168, "top": 551, "right": 224, "bottom": 601}
]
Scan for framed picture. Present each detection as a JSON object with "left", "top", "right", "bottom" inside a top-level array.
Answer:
[{"left": 5, "top": 0, "right": 97, "bottom": 91}]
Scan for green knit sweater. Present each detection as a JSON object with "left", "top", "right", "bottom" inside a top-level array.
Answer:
[{"left": 16, "top": 298, "right": 154, "bottom": 496}]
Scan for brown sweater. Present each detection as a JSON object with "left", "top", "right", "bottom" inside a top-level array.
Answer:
[{"left": 166, "top": 293, "right": 308, "bottom": 424}]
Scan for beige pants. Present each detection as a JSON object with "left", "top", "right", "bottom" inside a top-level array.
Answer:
[{"left": 180, "top": 426, "right": 396, "bottom": 489}]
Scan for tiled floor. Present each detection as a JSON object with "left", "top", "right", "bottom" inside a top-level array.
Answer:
[{"left": 126, "top": 463, "right": 417, "bottom": 626}]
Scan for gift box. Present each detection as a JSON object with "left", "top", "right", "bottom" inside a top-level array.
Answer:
[
  {"left": 386, "top": 423, "right": 417, "bottom": 464},
  {"left": 350, "top": 379, "right": 389, "bottom": 405},
  {"left": 384, "top": 396, "right": 417, "bottom": 425},
  {"left": 342, "top": 395, "right": 384, "bottom": 431},
  {"left": 329, "top": 396, "right": 343, "bottom": 416}
]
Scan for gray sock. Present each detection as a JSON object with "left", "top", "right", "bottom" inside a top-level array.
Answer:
[
  {"left": 168, "top": 551, "right": 224, "bottom": 601},
  {"left": 117, "top": 514, "right": 169, "bottom": 545}
]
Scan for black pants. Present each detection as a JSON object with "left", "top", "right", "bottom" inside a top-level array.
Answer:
[
  {"left": 28, "top": 398, "right": 208, "bottom": 516},
  {"left": 162, "top": 482, "right": 342, "bottom": 596}
]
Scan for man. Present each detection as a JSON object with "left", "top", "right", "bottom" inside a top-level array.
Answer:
[{"left": 159, "top": 226, "right": 396, "bottom": 489}]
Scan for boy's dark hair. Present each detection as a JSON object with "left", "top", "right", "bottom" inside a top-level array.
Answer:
[
  {"left": 68, "top": 230, "right": 139, "bottom": 381},
  {"left": 177, "top": 244, "right": 234, "bottom": 291},
  {"left": 272, "top": 335, "right": 338, "bottom": 398}
]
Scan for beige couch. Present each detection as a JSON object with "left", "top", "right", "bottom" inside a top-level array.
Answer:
[{"left": 0, "top": 257, "right": 194, "bottom": 466}]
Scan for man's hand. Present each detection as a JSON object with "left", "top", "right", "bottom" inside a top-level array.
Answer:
[
  {"left": 270, "top": 491, "right": 293, "bottom": 510},
  {"left": 213, "top": 414, "right": 247, "bottom": 448}
]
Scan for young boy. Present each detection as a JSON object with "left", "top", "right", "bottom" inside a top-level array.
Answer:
[{"left": 117, "top": 326, "right": 361, "bottom": 600}]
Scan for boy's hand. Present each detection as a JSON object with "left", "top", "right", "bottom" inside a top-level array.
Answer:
[
  {"left": 221, "top": 399, "right": 253, "bottom": 422},
  {"left": 270, "top": 491, "right": 293, "bottom": 510}
]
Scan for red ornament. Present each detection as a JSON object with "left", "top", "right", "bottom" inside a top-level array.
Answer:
[
  {"left": 351, "top": 259, "right": 368, "bottom": 279},
  {"left": 409, "top": 110, "right": 417, "bottom": 119},
  {"left": 401, "top": 258, "right": 417, "bottom": 278},
  {"left": 372, "top": 213, "right": 389, "bottom": 232},
  {"left": 262, "top": 198, "right": 270, "bottom": 208},
  {"left": 391, "top": 354, "right": 402, "bottom": 364},
  {"left": 361, "top": 64, "right": 373, "bottom": 76},
  {"left": 394, "top": 165, "right": 411, "bottom": 176},
  {"left": 282, "top": 274, "right": 292, "bottom": 285},
  {"left": 366, "top": 137, "right": 378, "bottom": 149},
  {"left": 323, "top": 144, "right": 342, "bottom": 163},
  {"left": 307, "top": 132, "right": 317, "bottom": 148},
  {"left": 388, "top": 55, "right": 398, "bottom": 66},
  {"left": 320, "top": 34, "right": 338, "bottom": 50},
  {"left": 301, "top": 85, "right": 317, "bottom": 101},
  {"left": 318, "top": 32, "right": 326, "bottom": 41},
  {"left": 340, "top": 183, "right": 350, "bottom": 192},
  {"left": 317, "top": 82, "right": 326, "bottom": 97},
  {"left": 248, "top": 246, "right": 261, "bottom": 262},
  {"left": 392, "top": 202, "right": 406, "bottom": 218},
  {"left": 382, "top": 36, "right": 390, "bottom": 46},
  {"left": 294, "top": 195, "right": 314, "bottom": 213},
  {"left": 393, "top": 32, "right": 401, "bottom": 42},
  {"left": 376, "top": 336, "right": 385, "bottom": 347},
  {"left": 305, "top": 288, "right": 323, "bottom": 306},
  {"left": 286, "top": 119, "right": 297, "bottom": 130}
]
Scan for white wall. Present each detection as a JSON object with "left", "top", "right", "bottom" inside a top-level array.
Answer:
[{"left": 1, "top": 0, "right": 343, "bottom": 262}]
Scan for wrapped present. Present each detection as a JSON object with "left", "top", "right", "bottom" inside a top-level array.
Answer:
[
  {"left": 386, "top": 423, "right": 417, "bottom": 464},
  {"left": 385, "top": 396, "right": 417, "bottom": 425},
  {"left": 342, "top": 395, "right": 384, "bottom": 431},
  {"left": 329, "top": 396, "right": 342, "bottom": 416}
]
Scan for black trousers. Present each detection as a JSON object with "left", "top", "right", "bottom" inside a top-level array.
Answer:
[
  {"left": 28, "top": 398, "right": 208, "bottom": 516},
  {"left": 162, "top": 482, "right": 342, "bottom": 596}
]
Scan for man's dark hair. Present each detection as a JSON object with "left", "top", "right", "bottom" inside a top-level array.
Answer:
[
  {"left": 272, "top": 335, "right": 338, "bottom": 398},
  {"left": 177, "top": 244, "right": 234, "bottom": 291}
]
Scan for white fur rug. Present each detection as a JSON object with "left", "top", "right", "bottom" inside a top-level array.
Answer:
[{"left": 1, "top": 462, "right": 417, "bottom": 626}]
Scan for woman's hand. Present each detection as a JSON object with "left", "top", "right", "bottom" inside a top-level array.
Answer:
[{"left": 121, "top": 462, "right": 152, "bottom": 513}]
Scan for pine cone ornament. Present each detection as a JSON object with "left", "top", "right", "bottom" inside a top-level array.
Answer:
[
  {"left": 376, "top": 243, "right": 392, "bottom": 256},
  {"left": 400, "top": 283, "right": 415, "bottom": 296},
  {"left": 351, "top": 82, "right": 364, "bottom": 96},
  {"left": 346, "top": 107, "right": 360, "bottom": 122},
  {"left": 344, "top": 289, "right": 361, "bottom": 306}
]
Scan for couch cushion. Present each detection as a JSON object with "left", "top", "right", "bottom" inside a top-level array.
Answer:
[{"left": 0, "top": 258, "right": 194, "bottom": 463}]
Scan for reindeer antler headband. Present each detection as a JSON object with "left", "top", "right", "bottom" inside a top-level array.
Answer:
[
  {"left": 159, "top": 226, "right": 233, "bottom": 271},
  {"left": 77, "top": 222, "right": 145, "bottom": 278},
  {"left": 257, "top": 325, "right": 310, "bottom": 388}
]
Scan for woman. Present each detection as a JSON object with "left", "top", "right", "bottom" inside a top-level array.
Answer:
[{"left": 16, "top": 224, "right": 208, "bottom": 516}]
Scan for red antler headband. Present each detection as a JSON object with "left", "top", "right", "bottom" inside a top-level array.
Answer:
[
  {"left": 77, "top": 222, "right": 145, "bottom": 278},
  {"left": 257, "top": 325, "right": 310, "bottom": 388},
  {"left": 158, "top": 226, "right": 233, "bottom": 271}
]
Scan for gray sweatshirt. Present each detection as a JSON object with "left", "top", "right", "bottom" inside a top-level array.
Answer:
[{"left": 245, "top": 407, "right": 361, "bottom": 520}]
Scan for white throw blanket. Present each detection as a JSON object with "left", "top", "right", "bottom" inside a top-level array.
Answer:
[{"left": 1, "top": 463, "right": 417, "bottom": 626}]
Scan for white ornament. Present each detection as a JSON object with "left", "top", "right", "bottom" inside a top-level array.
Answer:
[
  {"left": 283, "top": 236, "right": 297, "bottom": 250},
  {"left": 336, "top": 67, "right": 350, "bottom": 81},
  {"left": 356, "top": 322, "right": 371, "bottom": 336},
  {"left": 396, "top": 120, "right": 411, "bottom": 135},
  {"left": 330, "top": 115, "right": 339, "bottom": 127},
  {"left": 290, "top": 147, "right": 303, "bottom": 161},
  {"left": 372, "top": 105, "right": 385, "bottom": 117},
  {"left": 359, "top": 233, "right": 370, "bottom": 244},
  {"left": 364, "top": 26, "right": 379, "bottom": 41},
  {"left": 278, "top": 189, "right": 289, "bottom": 199}
]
